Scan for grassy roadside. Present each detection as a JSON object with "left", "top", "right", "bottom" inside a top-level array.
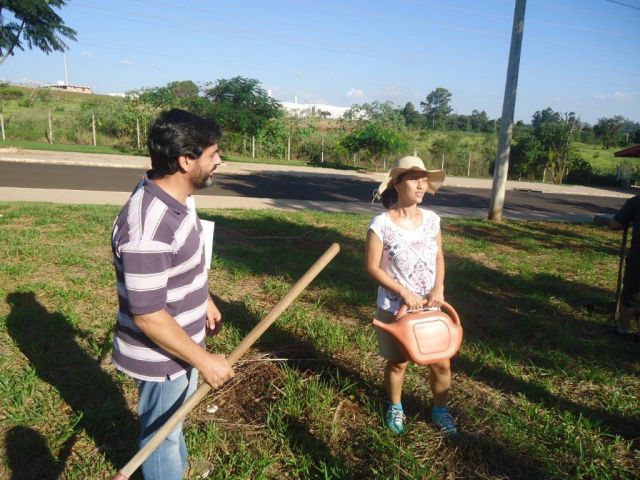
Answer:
[
  {"left": 0, "top": 139, "right": 319, "bottom": 168},
  {"left": 0, "top": 203, "right": 638, "bottom": 479},
  {"left": 0, "top": 139, "right": 132, "bottom": 156}
]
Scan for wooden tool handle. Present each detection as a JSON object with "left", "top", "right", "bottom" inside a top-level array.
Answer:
[
  {"left": 113, "top": 243, "right": 340, "bottom": 479},
  {"left": 614, "top": 226, "right": 629, "bottom": 321}
]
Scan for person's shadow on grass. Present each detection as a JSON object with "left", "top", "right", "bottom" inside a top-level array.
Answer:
[
  {"left": 4, "top": 425, "right": 73, "bottom": 480},
  {"left": 5, "top": 291, "right": 138, "bottom": 478}
]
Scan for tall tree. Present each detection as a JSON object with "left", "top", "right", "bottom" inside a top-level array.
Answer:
[
  {"left": 593, "top": 116, "right": 626, "bottom": 149},
  {"left": 204, "top": 76, "right": 282, "bottom": 136},
  {"left": 420, "top": 87, "right": 452, "bottom": 130},
  {"left": 400, "top": 102, "right": 424, "bottom": 128},
  {"left": 0, "top": 1, "right": 76, "bottom": 66}
]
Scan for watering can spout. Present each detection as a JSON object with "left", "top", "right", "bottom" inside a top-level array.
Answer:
[{"left": 372, "top": 318, "right": 393, "bottom": 334}]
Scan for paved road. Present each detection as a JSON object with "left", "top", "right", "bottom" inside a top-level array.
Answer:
[{"left": 0, "top": 161, "right": 627, "bottom": 220}]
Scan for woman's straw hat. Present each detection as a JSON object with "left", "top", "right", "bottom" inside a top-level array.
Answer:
[{"left": 376, "top": 156, "right": 445, "bottom": 196}]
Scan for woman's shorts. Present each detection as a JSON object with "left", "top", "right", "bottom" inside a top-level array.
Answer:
[
  {"left": 622, "top": 249, "right": 640, "bottom": 310},
  {"left": 374, "top": 307, "right": 407, "bottom": 364}
]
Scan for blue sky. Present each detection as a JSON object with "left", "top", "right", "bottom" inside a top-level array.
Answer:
[{"left": 2, "top": 0, "right": 639, "bottom": 124}]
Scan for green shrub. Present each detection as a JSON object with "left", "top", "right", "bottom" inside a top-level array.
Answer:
[{"left": 0, "top": 86, "right": 24, "bottom": 100}]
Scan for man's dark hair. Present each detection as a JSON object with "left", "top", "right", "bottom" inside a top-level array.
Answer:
[{"left": 147, "top": 108, "right": 222, "bottom": 177}]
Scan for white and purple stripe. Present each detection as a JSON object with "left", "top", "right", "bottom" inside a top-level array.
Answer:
[{"left": 111, "top": 175, "right": 208, "bottom": 381}]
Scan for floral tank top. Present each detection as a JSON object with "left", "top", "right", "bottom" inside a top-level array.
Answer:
[{"left": 368, "top": 208, "right": 440, "bottom": 313}]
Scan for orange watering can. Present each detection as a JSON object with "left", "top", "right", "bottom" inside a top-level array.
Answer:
[{"left": 372, "top": 302, "right": 463, "bottom": 365}]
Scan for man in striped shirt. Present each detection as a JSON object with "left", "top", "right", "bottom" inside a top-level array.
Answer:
[{"left": 111, "top": 109, "right": 234, "bottom": 479}]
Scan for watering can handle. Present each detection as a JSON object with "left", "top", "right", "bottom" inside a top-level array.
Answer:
[{"left": 396, "top": 301, "right": 461, "bottom": 326}]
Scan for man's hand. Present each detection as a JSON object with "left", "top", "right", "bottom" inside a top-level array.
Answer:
[
  {"left": 198, "top": 353, "right": 234, "bottom": 389},
  {"left": 206, "top": 297, "right": 222, "bottom": 336}
]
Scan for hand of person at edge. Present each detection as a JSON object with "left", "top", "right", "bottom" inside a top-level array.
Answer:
[
  {"left": 425, "top": 286, "right": 445, "bottom": 308},
  {"left": 401, "top": 288, "right": 425, "bottom": 311},
  {"left": 200, "top": 353, "right": 234, "bottom": 389},
  {"left": 206, "top": 297, "right": 222, "bottom": 336}
]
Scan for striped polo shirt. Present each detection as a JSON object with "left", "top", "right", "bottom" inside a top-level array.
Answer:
[{"left": 111, "top": 174, "right": 208, "bottom": 381}]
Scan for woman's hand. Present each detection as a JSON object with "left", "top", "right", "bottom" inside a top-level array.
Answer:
[
  {"left": 425, "top": 286, "right": 444, "bottom": 307},
  {"left": 400, "top": 288, "right": 425, "bottom": 311}
]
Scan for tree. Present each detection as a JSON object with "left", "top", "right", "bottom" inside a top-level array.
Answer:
[
  {"left": 167, "top": 80, "right": 198, "bottom": 99},
  {"left": 509, "top": 132, "right": 545, "bottom": 180},
  {"left": 531, "top": 107, "right": 561, "bottom": 134},
  {"left": 400, "top": 102, "right": 424, "bottom": 128},
  {"left": 0, "top": 1, "right": 76, "bottom": 66},
  {"left": 420, "top": 87, "right": 452, "bottom": 130},
  {"left": 511, "top": 109, "right": 582, "bottom": 184},
  {"left": 594, "top": 116, "right": 626, "bottom": 149},
  {"left": 470, "top": 110, "right": 491, "bottom": 132},
  {"left": 204, "top": 76, "right": 282, "bottom": 136},
  {"left": 339, "top": 101, "right": 408, "bottom": 167}
]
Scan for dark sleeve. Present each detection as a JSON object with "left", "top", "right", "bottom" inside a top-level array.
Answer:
[{"left": 614, "top": 196, "right": 640, "bottom": 226}]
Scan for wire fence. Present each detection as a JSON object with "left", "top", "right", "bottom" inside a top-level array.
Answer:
[{"left": 0, "top": 111, "right": 501, "bottom": 177}]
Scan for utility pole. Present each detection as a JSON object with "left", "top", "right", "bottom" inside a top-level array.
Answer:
[
  {"left": 63, "top": 53, "right": 69, "bottom": 85},
  {"left": 488, "top": 0, "right": 526, "bottom": 221}
]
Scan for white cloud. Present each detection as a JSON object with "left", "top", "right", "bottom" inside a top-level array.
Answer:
[
  {"left": 120, "top": 59, "right": 134, "bottom": 65},
  {"left": 593, "top": 92, "right": 638, "bottom": 102},
  {"left": 346, "top": 88, "right": 364, "bottom": 98},
  {"left": 81, "top": 51, "right": 94, "bottom": 57},
  {"left": 613, "top": 91, "right": 638, "bottom": 101}
]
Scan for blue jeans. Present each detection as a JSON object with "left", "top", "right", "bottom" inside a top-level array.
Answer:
[{"left": 137, "top": 369, "right": 198, "bottom": 480}]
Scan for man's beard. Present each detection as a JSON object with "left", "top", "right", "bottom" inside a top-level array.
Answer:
[{"left": 191, "top": 166, "right": 215, "bottom": 189}]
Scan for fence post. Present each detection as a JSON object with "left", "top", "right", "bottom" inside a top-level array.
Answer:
[
  {"left": 252, "top": 136, "right": 255, "bottom": 159},
  {"left": 136, "top": 118, "right": 141, "bottom": 149},
  {"left": 441, "top": 153, "right": 444, "bottom": 170},
  {"left": 0, "top": 114, "right": 5, "bottom": 141},
  {"left": 92, "top": 114, "right": 97, "bottom": 146},
  {"left": 287, "top": 135, "right": 291, "bottom": 161},
  {"left": 48, "top": 110, "right": 54, "bottom": 144},
  {"left": 321, "top": 135, "right": 324, "bottom": 163},
  {"left": 467, "top": 151, "right": 471, "bottom": 176}
]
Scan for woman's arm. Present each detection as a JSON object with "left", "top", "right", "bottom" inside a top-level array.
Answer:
[
  {"left": 426, "top": 231, "right": 445, "bottom": 307},
  {"left": 365, "top": 230, "right": 424, "bottom": 310}
]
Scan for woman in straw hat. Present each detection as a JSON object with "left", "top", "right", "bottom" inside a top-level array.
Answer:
[{"left": 364, "top": 155, "right": 457, "bottom": 435}]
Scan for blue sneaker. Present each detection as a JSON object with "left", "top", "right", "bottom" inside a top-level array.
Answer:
[
  {"left": 432, "top": 406, "right": 458, "bottom": 436},
  {"left": 386, "top": 404, "right": 405, "bottom": 433}
]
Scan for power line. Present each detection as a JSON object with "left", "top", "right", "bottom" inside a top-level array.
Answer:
[{"left": 604, "top": 0, "right": 640, "bottom": 11}]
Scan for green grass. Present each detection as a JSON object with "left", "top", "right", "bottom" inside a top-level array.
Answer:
[
  {"left": 222, "top": 153, "right": 309, "bottom": 167},
  {"left": 574, "top": 142, "right": 627, "bottom": 173},
  {"left": 1, "top": 203, "right": 638, "bottom": 479},
  {"left": 0, "top": 139, "right": 134, "bottom": 155}
]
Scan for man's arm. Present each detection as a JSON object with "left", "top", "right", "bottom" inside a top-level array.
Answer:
[{"left": 134, "top": 310, "right": 233, "bottom": 388}]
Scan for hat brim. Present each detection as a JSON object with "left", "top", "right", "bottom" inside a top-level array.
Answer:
[{"left": 377, "top": 168, "right": 445, "bottom": 196}]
